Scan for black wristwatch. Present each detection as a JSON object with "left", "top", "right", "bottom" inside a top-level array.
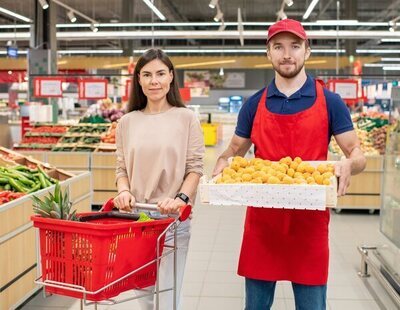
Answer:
[{"left": 175, "top": 192, "right": 190, "bottom": 204}]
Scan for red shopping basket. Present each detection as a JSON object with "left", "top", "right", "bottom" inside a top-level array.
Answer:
[{"left": 32, "top": 209, "right": 174, "bottom": 301}]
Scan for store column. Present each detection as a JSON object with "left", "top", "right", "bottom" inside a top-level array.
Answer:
[
  {"left": 121, "top": 0, "right": 134, "bottom": 56},
  {"left": 28, "top": 0, "right": 58, "bottom": 122},
  {"left": 345, "top": 0, "right": 357, "bottom": 74}
]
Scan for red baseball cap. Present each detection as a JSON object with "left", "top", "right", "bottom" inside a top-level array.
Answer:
[{"left": 267, "top": 19, "right": 308, "bottom": 43}]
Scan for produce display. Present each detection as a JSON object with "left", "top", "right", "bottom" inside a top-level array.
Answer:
[
  {"left": 101, "top": 108, "right": 125, "bottom": 122},
  {"left": 80, "top": 115, "right": 108, "bottom": 124},
  {"left": 14, "top": 123, "right": 116, "bottom": 152},
  {"left": 68, "top": 125, "right": 109, "bottom": 134},
  {"left": 84, "top": 98, "right": 126, "bottom": 122},
  {"left": 29, "top": 126, "right": 67, "bottom": 135},
  {"left": 215, "top": 156, "right": 334, "bottom": 185},
  {"left": 0, "top": 165, "right": 57, "bottom": 194},
  {"left": 14, "top": 125, "right": 68, "bottom": 151},
  {"left": 101, "top": 122, "right": 117, "bottom": 144},
  {"left": 329, "top": 112, "right": 390, "bottom": 155},
  {"left": 0, "top": 191, "right": 25, "bottom": 205}
]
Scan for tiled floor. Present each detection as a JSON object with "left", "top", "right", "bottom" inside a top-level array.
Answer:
[{"left": 20, "top": 125, "right": 397, "bottom": 310}]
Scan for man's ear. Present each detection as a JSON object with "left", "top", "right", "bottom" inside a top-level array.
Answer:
[
  {"left": 305, "top": 46, "right": 311, "bottom": 61},
  {"left": 266, "top": 48, "right": 271, "bottom": 61}
]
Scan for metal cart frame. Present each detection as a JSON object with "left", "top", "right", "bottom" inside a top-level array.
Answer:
[{"left": 34, "top": 202, "right": 191, "bottom": 310}]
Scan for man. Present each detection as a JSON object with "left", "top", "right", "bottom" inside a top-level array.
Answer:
[{"left": 213, "top": 19, "right": 366, "bottom": 310}]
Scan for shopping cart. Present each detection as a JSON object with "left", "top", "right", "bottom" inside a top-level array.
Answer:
[{"left": 32, "top": 198, "right": 191, "bottom": 309}]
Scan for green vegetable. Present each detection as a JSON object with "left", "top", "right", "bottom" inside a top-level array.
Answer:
[
  {"left": 137, "top": 212, "right": 154, "bottom": 222},
  {"left": 9, "top": 178, "right": 28, "bottom": 193}
]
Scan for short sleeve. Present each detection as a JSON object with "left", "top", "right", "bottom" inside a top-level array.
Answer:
[
  {"left": 324, "top": 89, "right": 354, "bottom": 136},
  {"left": 235, "top": 88, "right": 264, "bottom": 138}
]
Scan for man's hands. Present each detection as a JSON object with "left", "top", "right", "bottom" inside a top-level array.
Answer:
[
  {"left": 158, "top": 197, "right": 186, "bottom": 215},
  {"left": 113, "top": 191, "right": 136, "bottom": 211},
  {"left": 212, "top": 157, "right": 229, "bottom": 177},
  {"left": 334, "top": 158, "right": 352, "bottom": 196}
]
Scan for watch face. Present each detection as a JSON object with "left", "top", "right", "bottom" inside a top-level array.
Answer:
[{"left": 177, "top": 193, "right": 189, "bottom": 203}]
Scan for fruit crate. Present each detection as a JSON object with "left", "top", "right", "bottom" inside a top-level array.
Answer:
[{"left": 200, "top": 160, "right": 337, "bottom": 210}]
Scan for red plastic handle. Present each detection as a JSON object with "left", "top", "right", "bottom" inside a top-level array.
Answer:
[
  {"left": 101, "top": 198, "right": 115, "bottom": 212},
  {"left": 101, "top": 198, "right": 192, "bottom": 221},
  {"left": 178, "top": 205, "right": 192, "bottom": 222}
]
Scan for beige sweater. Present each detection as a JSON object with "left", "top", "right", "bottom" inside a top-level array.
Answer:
[{"left": 115, "top": 107, "right": 204, "bottom": 204}]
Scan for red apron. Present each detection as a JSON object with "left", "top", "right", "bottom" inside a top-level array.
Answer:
[{"left": 237, "top": 81, "right": 330, "bottom": 285}]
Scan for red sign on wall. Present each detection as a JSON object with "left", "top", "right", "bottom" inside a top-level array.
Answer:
[
  {"left": 33, "top": 77, "right": 63, "bottom": 98},
  {"left": 179, "top": 87, "right": 191, "bottom": 103},
  {"left": 123, "top": 79, "right": 132, "bottom": 101},
  {"left": 78, "top": 79, "right": 108, "bottom": 99}
]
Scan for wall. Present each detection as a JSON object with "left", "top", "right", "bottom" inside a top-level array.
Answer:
[
  {"left": 177, "top": 68, "right": 339, "bottom": 105},
  {"left": 177, "top": 68, "right": 275, "bottom": 105}
]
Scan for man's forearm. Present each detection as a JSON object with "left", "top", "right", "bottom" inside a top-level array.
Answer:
[
  {"left": 219, "top": 140, "right": 252, "bottom": 160},
  {"left": 347, "top": 146, "right": 366, "bottom": 175}
]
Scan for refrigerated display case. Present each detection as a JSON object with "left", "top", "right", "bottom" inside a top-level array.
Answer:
[{"left": 358, "top": 87, "right": 400, "bottom": 307}]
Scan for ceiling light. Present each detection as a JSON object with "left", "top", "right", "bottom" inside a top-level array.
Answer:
[
  {"left": 364, "top": 63, "right": 400, "bottom": 67},
  {"left": 49, "top": 21, "right": 391, "bottom": 28},
  {"left": 67, "top": 11, "right": 77, "bottom": 23},
  {"left": 214, "top": 9, "right": 223, "bottom": 22},
  {"left": 381, "top": 38, "right": 400, "bottom": 42},
  {"left": 51, "top": 0, "right": 100, "bottom": 31},
  {"left": 254, "top": 63, "right": 273, "bottom": 68},
  {"left": 38, "top": 0, "right": 49, "bottom": 10},
  {"left": 90, "top": 23, "right": 99, "bottom": 32},
  {"left": 142, "top": 0, "right": 166, "bottom": 21},
  {"left": 383, "top": 66, "right": 400, "bottom": 71},
  {"left": 285, "top": 0, "right": 294, "bottom": 7},
  {"left": 218, "top": 20, "right": 226, "bottom": 31},
  {"left": 277, "top": 10, "right": 287, "bottom": 20},
  {"left": 238, "top": 8, "right": 244, "bottom": 46},
  {"left": 381, "top": 58, "right": 400, "bottom": 61},
  {"left": 357, "top": 49, "right": 400, "bottom": 54},
  {"left": 209, "top": 0, "right": 218, "bottom": 9},
  {"left": 175, "top": 59, "right": 236, "bottom": 68},
  {"left": 0, "top": 6, "right": 32, "bottom": 23},
  {"left": 316, "top": 20, "right": 359, "bottom": 26},
  {"left": 303, "top": 0, "right": 319, "bottom": 20},
  {"left": 57, "top": 49, "right": 123, "bottom": 54}
]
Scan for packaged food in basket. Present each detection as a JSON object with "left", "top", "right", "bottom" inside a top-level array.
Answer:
[{"left": 200, "top": 156, "right": 337, "bottom": 210}]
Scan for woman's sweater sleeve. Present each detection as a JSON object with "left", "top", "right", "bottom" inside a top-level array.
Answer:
[
  {"left": 185, "top": 113, "right": 205, "bottom": 177},
  {"left": 115, "top": 120, "right": 128, "bottom": 182}
]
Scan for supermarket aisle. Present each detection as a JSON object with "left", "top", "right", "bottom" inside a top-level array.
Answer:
[{"left": 22, "top": 125, "right": 391, "bottom": 310}]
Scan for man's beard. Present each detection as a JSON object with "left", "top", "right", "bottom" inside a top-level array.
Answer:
[{"left": 273, "top": 61, "right": 305, "bottom": 79}]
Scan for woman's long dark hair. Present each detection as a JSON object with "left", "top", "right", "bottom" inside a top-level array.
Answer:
[{"left": 127, "top": 49, "right": 185, "bottom": 112}]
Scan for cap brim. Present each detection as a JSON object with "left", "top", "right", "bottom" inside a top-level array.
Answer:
[{"left": 267, "top": 29, "right": 307, "bottom": 42}]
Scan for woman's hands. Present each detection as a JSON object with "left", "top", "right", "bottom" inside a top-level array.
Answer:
[
  {"left": 113, "top": 191, "right": 136, "bottom": 211},
  {"left": 158, "top": 197, "right": 186, "bottom": 215}
]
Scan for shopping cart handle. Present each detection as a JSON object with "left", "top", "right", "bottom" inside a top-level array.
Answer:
[{"left": 101, "top": 198, "right": 192, "bottom": 221}]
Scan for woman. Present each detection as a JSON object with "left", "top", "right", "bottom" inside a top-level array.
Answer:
[{"left": 114, "top": 48, "right": 204, "bottom": 310}]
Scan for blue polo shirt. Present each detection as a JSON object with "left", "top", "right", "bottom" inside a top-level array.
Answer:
[{"left": 235, "top": 75, "right": 353, "bottom": 142}]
